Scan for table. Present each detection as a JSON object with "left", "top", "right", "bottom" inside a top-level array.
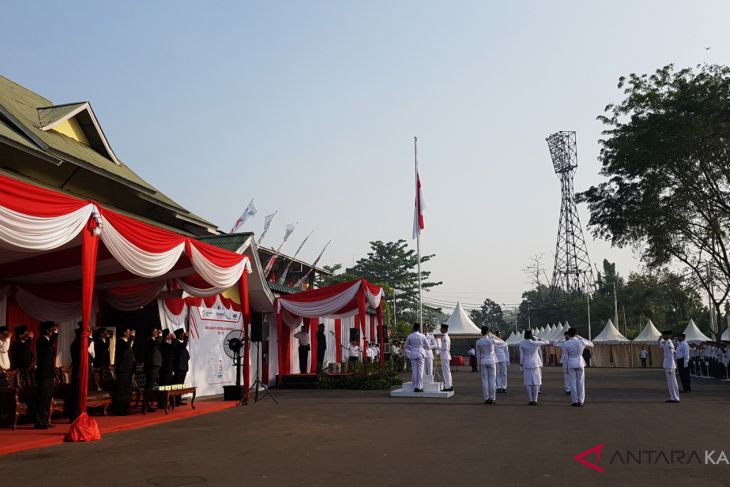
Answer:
[{"left": 142, "top": 387, "right": 197, "bottom": 415}]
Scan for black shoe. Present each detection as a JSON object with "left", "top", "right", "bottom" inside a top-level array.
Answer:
[
  {"left": 33, "top": 424, "right": 48, "bottom": 430},
  {"left": 665, "top": 399, "right": 680, "bottom": 403},
  {"left": 442, "top": 387, "right": 453, "bottom": 392},
  {"left": 485, "top": 399, "right": 494, "bottom": 404},
  {"left": 571, "top": 403, "right": 579, "bottom": 407},
  {"left": 565, "top": 391, "right": 571, "bottom": 395},
  {"left": 528, "top": 401, "right": 535, "bottom": 406},
  {"left": 414, "top": 388, "right": 423, "bottom": 393}
]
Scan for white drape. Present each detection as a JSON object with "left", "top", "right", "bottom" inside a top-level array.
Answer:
[
  {"left": 177, "top": 278, "right": 228, "bottom": 298},
  {"left": 0, "top": 204, "right": 94, "bottom": 250},
  {"left": 16, "top": 287, "right": 82, "bottom": 322},
  {"left": 277, "top": 281, "right": 361, "bottom": 317},
  {"left": 105, "top": 281, "right": 167, "bottom": 311},
  {"left": 100, "top": 214, "right": 185, "bottom": 278},
  {"left": 188, "top": 244, "right": 251, "bottom": 290}
]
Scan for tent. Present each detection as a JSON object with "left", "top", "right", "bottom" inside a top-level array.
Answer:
[
  {"left": 682, "top": 319, "right": 712, "bottom": 343},
  {"left": 0, "top": 174, "right": 253, "bottom": 441},
  {"left": 592, "top": 319, "right": 629, "bottom": 342},
  {"left": 634, "top": 319, "right": 662, "bottom": 343},
  {"left": 276, "top": 279, "right": 384, "bottom": 373},
  {"left": 721, "top": 327, "right": 730, "bottom": 341},
  {"left": 442, "top": 301, "right": 482, "bottom": 335}
]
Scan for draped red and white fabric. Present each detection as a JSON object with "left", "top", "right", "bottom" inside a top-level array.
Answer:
[
  {"left": 275, "top": 279, "right": 385, "bottom": 372},
  {"left": 0, "top": 174, "right": 253, "bottom": 441}
]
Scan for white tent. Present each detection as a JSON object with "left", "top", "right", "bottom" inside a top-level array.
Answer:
[
  {"left": 503, "top": 331, "right": 516, "bottom": 343},
  {"left": 592, "top": 319, "right": 630, "bottom": 342},
  {"left": 507, "top": 330, "right": 524, "bottom": 345},
  {"left": 721, "top": 326, "right": 730, "bottom": 341},
  {"left": 633, "top": 319, "right": 662, "bottom": 343},
  {"left": 682, "top": 319, "right": 712, "bottom": 343},
  {"left": 539, "top": 325, "right": 552, "bottom": 339},
  {"left": 547, "top": 323, "right": 565, "bottom": 341},
  {"left": 441, "top": 301, "right": 482, "bottom": 335}
]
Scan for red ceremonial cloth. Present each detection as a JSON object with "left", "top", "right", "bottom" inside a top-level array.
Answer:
[{"left": 65, "top": 412, "right": 101, "bottom": 442}]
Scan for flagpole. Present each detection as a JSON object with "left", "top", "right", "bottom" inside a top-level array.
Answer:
[{"left": 415, "top": 136, "right": 423, "bottom": 327}]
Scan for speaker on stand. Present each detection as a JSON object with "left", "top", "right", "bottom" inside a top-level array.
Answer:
[{"left": 248, "top": 312, "right": 278, "bottom": 405}]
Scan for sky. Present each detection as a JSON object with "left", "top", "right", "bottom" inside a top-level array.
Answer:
[{"left": 2, "top": 1, "right": 728, "bottom": 313}]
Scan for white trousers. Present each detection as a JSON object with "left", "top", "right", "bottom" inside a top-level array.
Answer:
[
  {"left": 562, "top": 362, "right": 571, "bottom": 392},
  {"left": 411, "top": 357, "right": 424, "bottom": 390},
  {"left": 496, "top": 362, "right": 508, "bottom": 390},
  {"left": 665, "top": 368, "right": 680, "bottom": 401},
  {"left": 441, "top": 359, "right": 452, "bottom": 389},
  {"left": 480, "top": 364, "right": 497, "bottom": 400},
  {"left": 525, "top": 385, "right": 540, "bottom": 402},
  {"left": 568, "top": 367, "right": 585, "bottom": 404},
  {"left": 425, "top": 356, "right": 434, "bottom": 377}
]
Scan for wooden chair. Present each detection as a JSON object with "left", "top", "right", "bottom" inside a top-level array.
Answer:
[{"left": 0, "top": 370, "right": 27, "bottom": 429}]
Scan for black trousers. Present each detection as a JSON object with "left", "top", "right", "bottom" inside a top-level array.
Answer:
[
  {"left": 173, "top": 369, "right": 187, "bottom": 385},
  {"left": 35, "top": 377, "right": 54, "bottom": 427},
  {"left": 159, "top": 368, "right": 173, "bottom": 386},
  {"left": 677, "top": 360, "right": 691, "bottom": 391},
  {"left": 298, "top": 345, "right": 310, "bottom": 374},
  {"left": 115, "top": 372, "right": 133, "bottom": 415},
  {"left": 640, "top": 358, "right": 647, "bottom": 368},
  {"left": 317, "top": 350, "right": 325, "bottom": 373},
  {"left": 145, "top": 367, "right": 160, "bottom": 390}
]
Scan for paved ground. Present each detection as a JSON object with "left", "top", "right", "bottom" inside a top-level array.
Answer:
[{"left": 2, "top": 366, "right": 730, "bottom": 487}]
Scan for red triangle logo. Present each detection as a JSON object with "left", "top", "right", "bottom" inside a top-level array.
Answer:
[{"left": 575, "top": 444, "right": 605, "bottom": 473}]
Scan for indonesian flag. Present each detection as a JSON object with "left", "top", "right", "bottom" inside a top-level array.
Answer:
[
  {"left": 230, "top": 199, "right": 258, "bottom": 233},
  {"left": 412, "top": 163, "right": 425, "bottom": 239}
]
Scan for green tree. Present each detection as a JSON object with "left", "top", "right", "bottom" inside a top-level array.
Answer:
[
  {"left": 470, "top": 298, "right": 506, "bottom": 331},
  {"left": 578, "top": 64, "right": 730, "bottom": 322}
]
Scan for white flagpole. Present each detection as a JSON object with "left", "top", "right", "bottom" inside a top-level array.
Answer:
[{"left": 415, "top": 136, "right": 423, "bottom": 327}]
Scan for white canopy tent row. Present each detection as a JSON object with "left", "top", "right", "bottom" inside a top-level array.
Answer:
[
  {"left": 440, "top": 301, "right": 482, "bottom": 336},
  {"left": 683, "top": 319, "right": 713, "bottom": 343},
  {"left": 633, "top": 319, "right": 662, "bottom": 343}
]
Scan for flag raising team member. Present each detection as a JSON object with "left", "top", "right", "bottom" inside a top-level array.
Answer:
[
  {"left": 439, "top": 323, "right": 453, "bottom": 392},
  {"left": 659, "top": 330, "right": 680, "bottom": 403},
  {"left": 519, "top": 329, "right": 550, "bottom": 406},
  {"left": 476, "top": 326, "right": 504, "bottom": 404},
  {"left": 562, "top": 328, "right": 594, "bottom": 407},
  {"left": 494, "top": 330, "right": 509, "bottom": 393},
  {"left": 404, "top": 323, "right": 429, "bottom": 392}
]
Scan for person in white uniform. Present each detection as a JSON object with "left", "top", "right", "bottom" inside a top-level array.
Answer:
[
  {"left": 675, "top": 334, "right": 691, "bottom": 392},
  {"left": 658, "top": 330, "right": 680, "bottom": 403},
  {"left": 553, "top": 332, "right": 571, "bottom": 395},
  {"left": 494, "top": 330, "right": 509, "bottom": 393},
  {"left": 439, "top": 323, "right": 453, "bottom": 391},
  {"left": 423, "top": 325, "right": 437, "bottom": 379},
  {"left": 404, "top": 323, "right": 428, "bottom": 392},
  {"left": 519, "top": 329, "right": 550, "bottom": 406},
  {"left": 475, "top": 326, "right": 504, "bottom": 404},
  {"left": 0, "top": 326, "right": 11, "bottom": 370},
  {"left": 562, "top": 328, "right": 594, "bottom": 407}
]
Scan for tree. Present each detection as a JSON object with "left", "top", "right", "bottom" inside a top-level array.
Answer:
[
  {"left": 470, "top": 298, "right": 506, "bottom": 331},
  {"left": 578, "top": 64, "right": 730, "bottom": 325}
]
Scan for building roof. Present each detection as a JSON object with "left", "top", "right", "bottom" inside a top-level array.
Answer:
[{"left": 0, "top": 75, "right": 216, "bottom": 233}]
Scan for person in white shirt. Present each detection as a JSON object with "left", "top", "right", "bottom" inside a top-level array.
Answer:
[
  {"left": 404, "top": 323, "right": 429, "bottom": 392},
  {"left": 475, "top": 326, "right": 504, "bottom": 404},
  {"left": 519, "top": 329, "right": 550, "bottom": 406},
  {"left": 467, "top": 347, "right": 477, "bottom": 372},
  {"left": 675, "top": 334, "right": 691, "bottom": 392},
  {"left": 439, "top": 323, "right": 453, "bottom": 392},
  {"left": 494, "top": 330, "right": 509, "bottom": 393},
  {"left": 658, "top": 330, "right": 680, "bottom": 403},
  {"left": 639, "top": 347, "right": 649, "bottom": 368},
  {"left": 348, "top": 342, "right": 361, "bottom": 365},
  {"left": 553, "top": 332, "right": 571, "bottom": 395},
  {"left": 0, "top": 326, "right": 11, "bottom": 370},
  {"left": 423, "top": 325, "right": 437, "bottom": 379},
  {"left": 293, "top": 324, "right": 311, "bottom": 374},
  {"left": 561, "top": 328, "right": 594, "bottom": 407}
]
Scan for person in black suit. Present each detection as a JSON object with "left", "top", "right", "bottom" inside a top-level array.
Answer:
[
  {"left": 68, "top": 325, "right": 95, "bottom": 421},
  {"left": 172, "top": 328, "right": 190, "bottom": 405},
  {"left": 316, "top": 323, "right": 327, "bottom": 373},
  {"left": 10, "top": 325, "right": 33, "bottom": 371},
  {"left": 144, "top": 327, "right": 162, "bottom": 391},
  {"left": 92, "top": 327, "right": 111, "bottom": 371},
  {"left": 159, "top": 329, "right": 174, "bottom": 386},
  {"left": 582, "top": 347, "right": 592, "bottom": 368},
  {"left": 114, "top": 327, "right": 136, "bottom": 415},
  {"left": 34, "top": 321, "right": 58, "bottom": 429}
]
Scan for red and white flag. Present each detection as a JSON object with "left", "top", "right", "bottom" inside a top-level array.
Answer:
[
  {"left": 230, "top": 199, "right": 258, "bottom": 233},
  {"left": 412, "top": 162, "right": 425, "bottom": 240}
]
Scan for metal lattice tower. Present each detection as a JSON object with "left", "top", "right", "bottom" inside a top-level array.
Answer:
[{"left": 546, "top": 131, "right": 595, "bottom": 299}]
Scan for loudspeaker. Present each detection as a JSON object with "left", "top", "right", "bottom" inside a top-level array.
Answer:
[
  {"left": 250, "top": 313, "right": 267, "bottom": 342},
  {"left": 223, "top": 385, "right": 244, "bottom": 400},
  {"left": 349, "top": 328, "right": 360, "bottom": 343}
]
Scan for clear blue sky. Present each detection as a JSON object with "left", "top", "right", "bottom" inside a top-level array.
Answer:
[{"left": 3, "top": 1, "right": 727, "bottom": 312}]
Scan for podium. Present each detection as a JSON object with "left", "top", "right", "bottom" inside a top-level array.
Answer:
[{"left": 389, "top": 374, "right": 454, "bottom": 398}]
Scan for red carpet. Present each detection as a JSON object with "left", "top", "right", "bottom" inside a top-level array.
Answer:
[{"left": 0, "top": 400, "right": 237, "bottom": 456}]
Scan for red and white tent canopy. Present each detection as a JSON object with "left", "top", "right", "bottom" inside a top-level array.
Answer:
[
  {"left": 275, "top": 279, "right": 385, "bottom": 373},
  {"left": 0, "top": 174, "right": 252, "bottom": 440}
]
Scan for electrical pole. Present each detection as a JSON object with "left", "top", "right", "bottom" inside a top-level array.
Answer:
[
  {"left": 586, "top": 293, "right": 592, "bottom": 340},
  {"left": 613, "top": 281, "right": 619, "bottom": 329}
]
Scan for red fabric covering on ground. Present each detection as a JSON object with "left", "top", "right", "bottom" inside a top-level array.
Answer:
[
  {"left": 0, "top": 400, "right": 236, "bottom": 456},
  {"left": 64, "top": 412, "right": 100, "bottom": 442}
]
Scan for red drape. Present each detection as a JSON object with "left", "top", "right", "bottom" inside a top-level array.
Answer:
[
  {"left": 369, "top": 315, "right": 375, "bottom": 344},
  {"left": 238, "top": 274, "right": 250, "bottom": 402},
  {"left": 377, "top": 304, "right": 384, "bottom": 366},
  {"left": 335, "top": 318, "right": 342, "bottom": 363},
  {"left": 357, "top": 292, "right": 367, "bottom": 360},
  {"left": 66, "top": 222, "right": 100, "bottom": 442},
  {"left": 309, "top": 317, "right": 318, "bottom": 373}
]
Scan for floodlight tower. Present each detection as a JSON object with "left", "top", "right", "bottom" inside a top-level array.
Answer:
[{"left": 546, "top": 131, "right": 595, "bottom": 299}]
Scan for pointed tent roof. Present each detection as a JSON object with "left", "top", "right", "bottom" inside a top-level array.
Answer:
[
  {"left": 593, "top": 319, "right": 630, "bottom": 342},
  {"left": 443, "top": 301, "right": 482, "bottom": 335},
  {"left": 682, "top": 319, "right": 712, "bottom": 343},
  {"left": 507, "top": 330, "right": 524, "bottom": 345},
  {"left": 633, "top": 319, "right": 662, "bottom": 343},
  {"left": 721, "top": 327, "right": 730, "bottom": 341},
  {"left": 546, "top": 323, "right": 563, "bottom": 341}
]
